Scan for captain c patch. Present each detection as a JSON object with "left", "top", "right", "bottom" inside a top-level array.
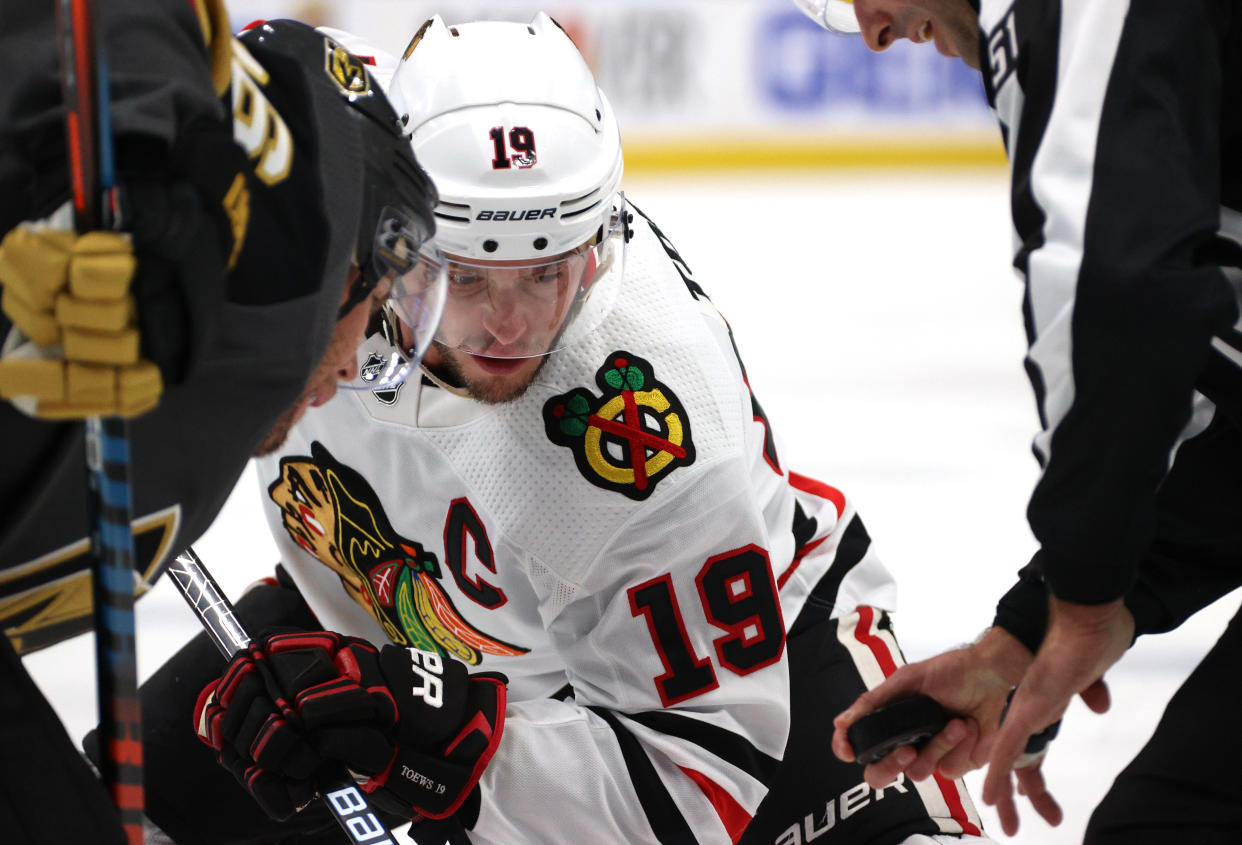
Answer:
[{"left": 543, "top": 351, "right": 695, "bottom": 500}]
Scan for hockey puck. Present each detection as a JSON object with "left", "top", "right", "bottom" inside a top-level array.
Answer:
[
  {"left": 847, "top": 695, "right": 950, "bottom": 765},
  {"left": 1001, "top": 688, "right": 1061, "bottom": 764}
]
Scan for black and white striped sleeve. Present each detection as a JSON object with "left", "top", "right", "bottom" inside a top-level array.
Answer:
[{"left": 994, "top": 0, "right": 1242, "bottom": 605}]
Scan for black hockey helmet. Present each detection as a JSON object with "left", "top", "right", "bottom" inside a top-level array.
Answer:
[{"left": 237, "top": 20, "right": 440, "bottom": 318}]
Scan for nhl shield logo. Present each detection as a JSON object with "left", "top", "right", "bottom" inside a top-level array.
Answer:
[
  {"left": 543, "top": 352, "right": 695, "bottom": 500},
  {"left": 360, "top": 351, "right": 402, "bottom": 405}
]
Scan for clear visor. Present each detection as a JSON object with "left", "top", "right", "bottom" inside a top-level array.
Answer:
[
  {"left": 338, "top": 206, "right": 448, "bottom": 391},
  {"left": 407, "top": 195, "right": 627, "bottom": 360},
  {"left": 792, "top": 0, "right": 860, "bottom": 33}
]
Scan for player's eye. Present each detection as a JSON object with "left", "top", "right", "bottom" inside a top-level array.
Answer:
[{"left": 449, "top": 271, "right": 483, "bottom": 289}]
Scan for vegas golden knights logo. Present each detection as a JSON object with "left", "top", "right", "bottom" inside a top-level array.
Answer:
[
  {"left": 324, "top": 39, "right": 372, "bottom": 97},
  {"left": 543, "top": 352, "right": 695, "bottom": 500}
]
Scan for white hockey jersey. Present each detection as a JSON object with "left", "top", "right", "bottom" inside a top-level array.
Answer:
[{"left": 254, "top": 207, "right": 898, "bottom": 844}]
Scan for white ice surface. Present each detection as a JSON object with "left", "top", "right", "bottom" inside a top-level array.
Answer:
[{"left": 24, "top": 171, "right": 1241, "bottom": 844}]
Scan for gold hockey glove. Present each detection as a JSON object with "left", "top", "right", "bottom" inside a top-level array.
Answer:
[
  {"left": 0, "top": 223, "right": 162, "bottom": 418},
  {"left": 0, "top": 120, "right": 245, "bottom": 422}
]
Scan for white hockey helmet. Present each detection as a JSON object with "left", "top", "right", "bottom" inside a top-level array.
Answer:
[
  {"left": 384, "top": 13, "right": 628, "bottom": 360},
  {"left": 793, "top": 0, "right": 861, "bottom": 33}
]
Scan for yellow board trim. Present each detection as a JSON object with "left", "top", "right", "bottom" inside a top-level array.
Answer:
[{"left": 621, "top": 134, "right": 1007, "bottom": 174}]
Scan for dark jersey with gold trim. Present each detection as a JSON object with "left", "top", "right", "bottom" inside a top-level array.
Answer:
[{"left": 0, "top": 3, "right": 359, "bottom": 654}]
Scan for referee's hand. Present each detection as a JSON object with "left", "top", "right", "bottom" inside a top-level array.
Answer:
[
  {"left": 832, "top": 626, "right": 1031, "bottom": 788},
  {"left": 982, "top": 596, "right": 1132, "bottom": 835}
]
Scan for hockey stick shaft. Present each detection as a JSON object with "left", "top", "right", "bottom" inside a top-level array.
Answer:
[
  {"left": 168, "top": 548, "right": 400, "bottom": 844},
  {"left": 56, "top": 1, "right": 143, "bottom": 842}
]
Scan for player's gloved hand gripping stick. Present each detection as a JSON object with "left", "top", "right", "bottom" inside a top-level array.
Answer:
[
  {"left": 848, "top": 693, "right": 1060, "bottom": 767},
  {"left": 167, "top": 548, "right": 401, "bottom": 844},
  {"left": 170, "top": 548, "right": 507, "bottom": 838}
]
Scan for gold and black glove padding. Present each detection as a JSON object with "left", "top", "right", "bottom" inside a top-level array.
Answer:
[
  {"left": 0, "top": 125, "right": 243, "bottom": 420},
  {"left": 0, "top": 222, "right": 162, "bottom": 419}
]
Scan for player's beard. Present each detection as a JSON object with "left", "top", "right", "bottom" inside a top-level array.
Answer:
[{"left": 432, "top": 342, "right": 549, "bottom": 404}]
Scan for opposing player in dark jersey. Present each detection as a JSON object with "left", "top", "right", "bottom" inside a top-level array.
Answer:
[
  {"left": 0, "top": 3, "right": 444, "bottom": 842},
  {"left": 796, "top": 2, "right": 1242, "bottom": 842}
]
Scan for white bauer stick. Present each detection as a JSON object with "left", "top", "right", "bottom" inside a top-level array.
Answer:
[{"left": 168, "top": 548, "right": 401, "bottom": 845}]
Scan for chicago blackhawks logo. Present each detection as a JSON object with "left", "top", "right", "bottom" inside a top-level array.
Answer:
[
  {"left": 543, "top": 352, "right": 695, "bottom": 500},
  {"left": 267, "top": 442, "right": 527, "bottom": 664}
]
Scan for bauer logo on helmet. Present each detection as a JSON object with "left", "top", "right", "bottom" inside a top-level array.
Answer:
[{"left": 475, "top": 208, "right": 556, "bottom": 222}]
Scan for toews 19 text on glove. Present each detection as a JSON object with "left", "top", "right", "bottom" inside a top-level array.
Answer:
[{"left": 193, "top": 631, "right": 507, "bottom": 823}]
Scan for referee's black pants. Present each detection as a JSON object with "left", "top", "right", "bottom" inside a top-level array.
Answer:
[{"left": 1085, "top": 603, "right": 1242, "bottom": 844}]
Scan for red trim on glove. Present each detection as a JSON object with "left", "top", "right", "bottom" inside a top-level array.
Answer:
[
  {"left": 445, "top": 710, "right": 496, "bottom": 758},
  {"left": 333, "top": 642, "right": 367, "bottom": 682},
  {"left": 371, "top": 675, "right": 508, "bottom": 820},
  {"left": 438, "top": 675, "right": 506, "bottom": 818},
  {"left": 215, "top": 650, "right": 258, "bottom": 706},
  {"left": 266, "top": 631, "right": 342, "bottom": 654},
  {"left": 250, "top": 712, "right": 286, "bottom": 761}
]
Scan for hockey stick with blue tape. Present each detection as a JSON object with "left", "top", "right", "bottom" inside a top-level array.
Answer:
[
  {"left": 168, "top": 548, "right": 401, "bottom": 844},
  {"left": 848, "top": 693, "right": 1060, "bottom": 767},
  {"left": 56, "top": 0, "right": 144, "bottom": 841}
]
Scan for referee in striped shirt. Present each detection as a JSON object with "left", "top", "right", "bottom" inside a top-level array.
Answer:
[{"left": 801, "top": 2, "right": 1242, "bottom": 843}]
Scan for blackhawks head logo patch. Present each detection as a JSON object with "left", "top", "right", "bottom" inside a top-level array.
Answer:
[
  {"left": 267, "top": 442, "right": 527, "bottom": 664},
  {"left": 543, "top": 352, "right": 695, "bottom": 500}
]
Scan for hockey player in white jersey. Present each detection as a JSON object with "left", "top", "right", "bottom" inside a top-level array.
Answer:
[{"left": 171, "top": 15, "right": 996, "bottom": 845}]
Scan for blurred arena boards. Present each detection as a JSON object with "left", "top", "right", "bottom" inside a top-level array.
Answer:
[{"left": 227, "top": 0, "right": 1004, "bottom": 173}]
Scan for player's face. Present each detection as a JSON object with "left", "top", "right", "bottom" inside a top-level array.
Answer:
[
  {"left": 255, "top": 268, "right": 392, "bottom": 455},
  {"left": 437, "top": 251, "right": 583, "bottom": 357},
  {"left": 422, "top": 340, "right": 551, "bottom": 405},
  {"left": 417, "top": 250, "right": 583, "bottom": 403},
  {"left": 853, "top": 0, "right": 980, "bottom": 69}
]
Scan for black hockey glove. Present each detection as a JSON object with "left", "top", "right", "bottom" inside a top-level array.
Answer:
[
  {"left": 194, "top": 631, "right": 507, "bottom": 823},
  {"left": 114, "top": 122, "right": 247, "bottom": 387}
]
